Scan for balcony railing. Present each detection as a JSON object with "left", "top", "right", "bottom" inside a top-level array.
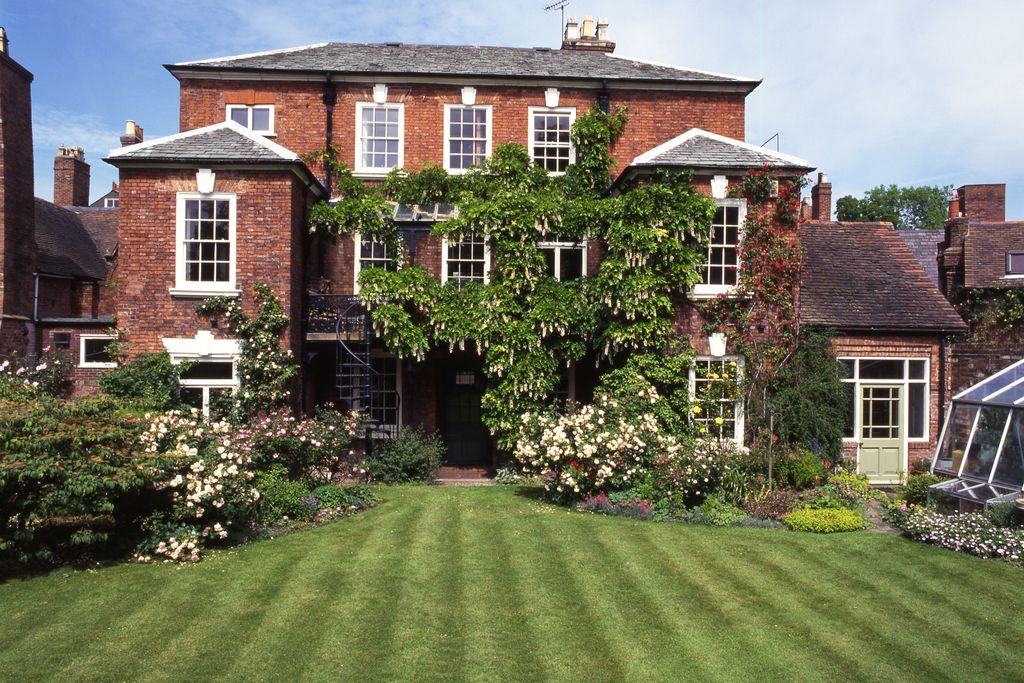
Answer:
[{"left": 306, "top": 293, "right": 369, "bottom": 336}]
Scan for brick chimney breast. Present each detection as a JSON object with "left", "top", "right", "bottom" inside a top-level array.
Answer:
[
  {"left": 562, "top": 14, "right": 615, "bottom": 52},
  {"left": 811, "top": 172, "right": 832, "bottom": 221},
  {"left": 53, "top": 145, "right": 90, "bottom": 206},
  {"left": 957, "top": 184, "right": 1005, "bottom": 223}
]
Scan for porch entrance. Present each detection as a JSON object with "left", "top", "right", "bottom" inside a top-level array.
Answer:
[
  {"left": 859, "top": 384, "right": 904, "bottom": 483},
  {"left": 440, "top": 361, "right": 491, "bottom": 466}
]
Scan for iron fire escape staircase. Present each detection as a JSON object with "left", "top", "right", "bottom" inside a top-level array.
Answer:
[{"left": 329, "top": 295, "right": 399, "bottom": 440}]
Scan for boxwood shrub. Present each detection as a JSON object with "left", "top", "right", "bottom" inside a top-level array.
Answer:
[{"left": 784, "top": 507, "right": 868, "bottom": 533}]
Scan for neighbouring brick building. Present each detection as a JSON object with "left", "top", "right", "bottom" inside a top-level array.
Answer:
[{"left": 1, "top": 19, "right": 973, "bottom": 478}]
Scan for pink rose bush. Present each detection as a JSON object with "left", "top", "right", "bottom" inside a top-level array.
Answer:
[{"left": 0, "top": 348, "right": 70, "bottom": 398}]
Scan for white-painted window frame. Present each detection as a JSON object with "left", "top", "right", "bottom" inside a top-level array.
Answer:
[
  {"left": 103, "top": 197, "right": 119, "bottom": 208},
  {"left": 528, "top": 106, "right": 576, "bottom": 175},
  {"left": 79, "top": 334, "right": 117, "bottom": 368},
  {"left": 353, "top": 232, "right": 399, "bottom": 294},
  {"left": 443, "top": 104, "right": 492, "bottom": 173},
  {"left": 689, "top": 355, "right": 745, "bottom": 446},
  {"left": 172, "top": 192, "right": 238, "bottom": 297},
  {"left": 538, "top": 237, "right": 587, "bottom": 281},
  {"left": 840, "top": 356, "right": 930, "bottom": 444},
  {"left": 691, "top": 198, "right": 745, "bottom": 299},
  {"left": 354, "top": 102, "right": 404, "bottom": 175},
  {"left": 171, "top": 355, "right": 238, "bottom": 419},
  {"left": 441, "top": 234, "right": 491, "bottom": 287},
  {"left": 225, "top": 104, "right": 275, "bottom": 135}
]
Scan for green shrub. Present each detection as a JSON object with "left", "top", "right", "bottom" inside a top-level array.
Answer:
[
  {"left": 363, "top": 427, "right": 444, "bottom": 483},
  {"left": 99, "top": 352, "right": 186, "bottom": 410},
  {"left": 691, "top": 496, "right": 748, "bottom": 527},
  {"left": 775, "top": 449, "right": 826, "bottom": 490},
  {"left": 784, "top": 507, "right": 868, "bottom": 533},
  {"left": 989, "top": 501, "right": 1019, "bottom": 528},
  {"left": 896, "top": 473, "right": 944, "bottom": 506},
  {"left": 494, "top": 466, "right": 523, "bottom": 485},
  {"left": 308, "top": 483, "right": 379, "bottom": 510},
  {"left": 253, "top": 467, "right": 314, "bottom": 525}
]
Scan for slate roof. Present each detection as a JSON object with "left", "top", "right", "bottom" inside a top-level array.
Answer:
[
  {"left": 106, "top": 121, "right": 299, "bottom": 165},
  {"left": 897, "top": 230, "right": 943, "bottom": 289},
  {"left": 167, "top": 43, "right": 759, "bottom": 89},
  {"left": 34, "top": 199, "right": 109, "bottom": 280},
  {"left": 800, "top": 221, "right": 966, "bottom": 333},
  {"left": 964, "top": 222, "right": 1024, "bottom": 288},
  {"left": 630, "top": 128, "right": 812, "bottom": 172}
]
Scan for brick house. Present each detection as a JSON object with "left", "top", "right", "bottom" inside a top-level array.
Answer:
[{"left": 0, "top": 19, "right": 971, "bottom": 476}]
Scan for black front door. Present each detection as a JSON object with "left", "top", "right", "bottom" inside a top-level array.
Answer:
[{"left": 441, "top": 364, "right": 491, "bottom": 465}]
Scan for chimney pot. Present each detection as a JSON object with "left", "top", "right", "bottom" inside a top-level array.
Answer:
[
  {"left": 562, "top": 14, "right": 615, "bottom": 52},
  {"left": 120, "top": 119, "right": 143, "bottom": 147},
  {"left": 0, "top": 27, "right": 9, "bottom": 55}
]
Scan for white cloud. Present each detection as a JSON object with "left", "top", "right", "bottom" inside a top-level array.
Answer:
[{"left": 32, "top": 105, "right": 121, "bottom": 203}]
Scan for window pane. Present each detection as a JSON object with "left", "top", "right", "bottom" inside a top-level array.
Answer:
[
  {"left": 1008, "top": 252, "right": 1024, "bottom": 274},
  {"left": 909, "top": 360, "right": 926, "bottom": 380},
  {"left": 909, "top": 383, "right": 926, "bottom": 439},
  {"left": 992, "top": 409, "right": 1024, "bottom": 487},
  {"left": 83, "top": 338, "right": 113, "bottom": 364},
  {"left": 962, "top": 406, "right": 1010, "bottom": 480},
  {"left": 180, "top": 361, "right": 234, "bottom": 381},
  {"left": 229, "top": 108, "right": 248, "bottom": 126},
  {"left": 843, "top": 382, "right": 855, "bottom": 438},
  {"left": 859, "top": 359, "right": 905, "bottom": 380},
  {"left": 53, "top": 332, "right": 71, "bottom": 349},
  {"left": 560, "top": 249, "right": 583, "bottom": 280},
  {"left": 936, "top": 403, "right": 979, "bottom": 473},
  {"left": 251, "top": 108, "right": 271, "bottom": 131}
]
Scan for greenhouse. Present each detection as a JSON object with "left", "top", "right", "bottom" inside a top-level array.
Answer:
[{"left": 931, "top": 359, "right": 1024, "bottom": 509}]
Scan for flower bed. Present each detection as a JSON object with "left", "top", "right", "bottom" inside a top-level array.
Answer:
[{"left": 886, "top": 504, "right": 1024, "bottom": 564}]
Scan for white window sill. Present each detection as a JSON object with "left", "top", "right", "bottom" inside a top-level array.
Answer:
[
  {"left": 688, "top": 287, "right": 740, "bottom": 300},
  {"left": 79, "top": 362, "right": 117, "bottom": 369},
  {"left": 169, "top": 287, "right": 241, "bottom": 298},
  {"left": 353, "top": 170, "right": 397, "bottom": 179},
  {"left": 1002, "top": 274, "right": 1024, "bottom": 280}
]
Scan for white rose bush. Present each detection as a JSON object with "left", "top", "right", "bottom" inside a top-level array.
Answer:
[{"left": 135, "top": 410, "right": 260, "bottom": 563}]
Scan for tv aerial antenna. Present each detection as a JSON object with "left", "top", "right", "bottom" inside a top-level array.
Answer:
[{"left": 544, "top": 0, "right": 571, "bottom": 41}]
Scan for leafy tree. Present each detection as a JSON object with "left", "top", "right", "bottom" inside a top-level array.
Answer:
[{"left": 835, "top": 184, "right": 951, "bottom": 230}]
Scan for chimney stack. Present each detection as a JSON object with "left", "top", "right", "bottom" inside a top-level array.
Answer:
[
  {"left": 53, "top": 146, "right": 90, "bottom": 207},
  {"left": 120, "top": 119, "right": 143, "bottom": 147},
  {"left": 0, "top": 26, "right": 9, "bottom": 55},
  {"left": 562, "top": 14, "right": 615, "bottom": 53},
  {"left": 956, "top": 184, "right": 1005, "bottom": 223},
  {"left": 811, "top": 172, "right": 832, "bottom": 221}
]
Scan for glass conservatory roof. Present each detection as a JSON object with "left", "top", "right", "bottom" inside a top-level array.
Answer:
[{"left": 933, "top": 360, "right": 1024, "bottom": 504}]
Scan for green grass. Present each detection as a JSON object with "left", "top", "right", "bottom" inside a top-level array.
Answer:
[{"left": 2, "top": 486, "right": 1023, "bottom": 682}]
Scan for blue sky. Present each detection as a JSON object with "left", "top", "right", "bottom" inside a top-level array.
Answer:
[{"left": 5, "top": 0, "right": 1024, "bottom": 218}]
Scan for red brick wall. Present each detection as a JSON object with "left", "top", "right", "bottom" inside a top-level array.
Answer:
[
  {"left": 832, "top": 334, "right": 949, "bottom": 471},
  {"left": 116, "top": 168, "right": 308, "bottom": 361},
  {"left": 178, "top": 79, "right": 746, "bottom": 179},
  {"left": 950, "top": 341, "right": 1024, "bottom": 396},
  {"left": 38, "top": 325, "right": 113, "bottom": 397},
  {"left": 0, "top": 51, "right": 35, "bottom": 354}
]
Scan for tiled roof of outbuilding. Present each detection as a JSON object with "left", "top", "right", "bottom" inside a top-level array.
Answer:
[
  {"left": 964, "top": 222, "right": 1024, "bottom": 288},
  {"left": 106, "top": 121, "right": 298, "bottom": 164},
  {"left": 897, "top": 230, "right": 943, "bottom": 289},
  {"left": 34, "top": 199, "right": 109, "bottom": 280},
  {"left": 167, "top": 43, "right": 759, "bottom": 89},
  {"left": 71, "top": 207, "right": 119, "bottom": 260},
  {"left": 800, "top": 221, "right": 966, "bottom": 333},
  {"left": 629, "top": 128, "right": 812, "bottom": 171}
]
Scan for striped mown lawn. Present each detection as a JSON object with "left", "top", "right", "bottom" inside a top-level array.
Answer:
[{"left": 2, "top": 485, "right": 1023, "bottom": 682}]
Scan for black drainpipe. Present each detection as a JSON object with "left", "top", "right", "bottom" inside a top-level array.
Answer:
[
  {"left": 597, "top": 79, "right": 610, "bottom": 113},
  {"left": 322, "top": 74, "right": 337, "bottom": 196}
]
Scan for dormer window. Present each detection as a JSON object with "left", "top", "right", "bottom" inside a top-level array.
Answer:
[
  {"left": 1006, "top": 251, "right": 1024, "bottom": 277},
  {"left": 226, "top": 104, "right": 274, "bottom": 135}
]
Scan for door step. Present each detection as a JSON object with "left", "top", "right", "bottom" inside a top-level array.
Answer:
[{"left": 433, "top": 465, "right": 495, "bottom": 486}]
